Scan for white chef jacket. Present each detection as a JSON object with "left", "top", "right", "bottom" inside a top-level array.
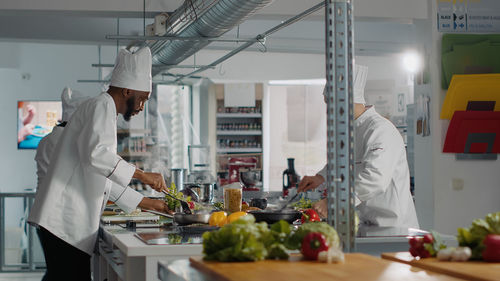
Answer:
[
  {"left": 318, "top": 106, "right": 419, "bottom": 228},
  {"left": 29, "top": 92, "right": 143, "bottom": 255},
  {"left": 34, "top": 124, "right": 143, "bottom": 213}
]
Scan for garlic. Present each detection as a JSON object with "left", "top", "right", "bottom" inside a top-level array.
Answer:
[
  {"left": 437, "top": 247, "right": 455, "bottom": 261},
  {"left": 450, "top": 247, "right": 471, "bottom": 262},
  {"left": 317, "top": 247, "right": 344, "bottom": 263}
]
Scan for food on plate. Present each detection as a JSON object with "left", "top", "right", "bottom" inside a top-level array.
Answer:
[
  {"left": 208, "top": 211, "right": 227, "bottom": 227},
  {"left": 301, "top": 209, "right": 321, "bottom": 224},
  {"left": 482, "top": 234, "right": 500, "bottom": 262},
  {"left": 202, "top": 215, "right": 292, "bottom": 262},
  {"left": 301, "top": 232, "right": 328, "bottom": 260},
  {"left": 223, "top": 185, "right": 242, "bottom": 213},
  {"left": 227, "top": 211, "right": 247, "bottom": 224},
  {"left": 457, "top": 211, "right": 500, "bottom": 260}
]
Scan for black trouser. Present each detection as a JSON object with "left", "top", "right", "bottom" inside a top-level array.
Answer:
[{"left": 37, "top": 227, "right": 91, "bottom": 281}]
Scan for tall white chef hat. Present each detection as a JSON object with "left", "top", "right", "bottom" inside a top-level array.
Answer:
[
  {"left": 353, "top": 64, "right": 368, "bottom": 104},
  {"left": 61, "top": 87, "right": 90, "bottom": 121},
  {"left": 322, "top": 64, "right": 369, "bottom": 104},
  {"left": 110, "top": 47, "right": 152, "bottom": 92}
]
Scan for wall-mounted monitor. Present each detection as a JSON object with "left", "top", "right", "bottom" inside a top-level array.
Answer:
[{"left": 18, "top": 101, "right": 62, "bottom": 149}]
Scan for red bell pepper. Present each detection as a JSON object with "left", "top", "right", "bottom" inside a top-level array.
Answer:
[
  {"left": 301, "top": 232, "right": 329, "bottom": 260},
  {"left": 482, "top": 234, "right": 500, "bottom": 262},
  {"left": 301, "top": 209, "right": 320, "bottom": 224}
]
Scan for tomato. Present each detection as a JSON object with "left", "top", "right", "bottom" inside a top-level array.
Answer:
[
  {"left": 188, "top": 201, "right": 195, "bottom": 210},
  {"left": 301, "top": 209, "right": 320, "bottom": 224}
]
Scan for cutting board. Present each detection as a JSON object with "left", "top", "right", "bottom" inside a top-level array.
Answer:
[
  {"left": 189, "top": 253, "right": 465, "bottom": 281},
  {"left": 382, "top": 252, "right": 500, "bottom": 281}
]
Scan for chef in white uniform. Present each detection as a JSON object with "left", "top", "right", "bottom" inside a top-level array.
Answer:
[
  {"left": 35, "top": 88, "right": 89, "bottom": 189},
  {"left": 297, "top": 65, "right": 419, "bottom": 229},
  {"left": 28, "top": 47, "right": 169, "bottom": 281}
]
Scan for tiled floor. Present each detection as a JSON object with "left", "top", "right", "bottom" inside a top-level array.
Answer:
[{"left": 0, "top": 272, "right": 45, "bottom": 281}]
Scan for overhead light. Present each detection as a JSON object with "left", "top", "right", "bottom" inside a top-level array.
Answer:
[
  {"left": 401, "top": 51, "right": 422, "bottom": 74},
  {"left": 268, "top": 79, "right": 326, "bottom": 85}
]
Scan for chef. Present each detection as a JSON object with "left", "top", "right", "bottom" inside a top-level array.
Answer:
[
  {"left": 28, "top": 47, "right": 170, "bottom": 281},
  {"left": 297, "top": 65, "right": 419, "bottom": 229}
]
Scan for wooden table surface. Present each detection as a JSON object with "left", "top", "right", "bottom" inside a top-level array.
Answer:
[
  {"left": 189, "top": 253, "right": 468, "bottom": 281},
  {"left": 381, "top": 252, "right": 500, "bottom": 281}
]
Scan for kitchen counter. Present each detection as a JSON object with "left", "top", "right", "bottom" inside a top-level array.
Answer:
[
  {"left": 98, "top": 222, "right": 457, "bottom": 281},
  {"left": 158, "top": 254, "right": 467, "bottom": 281}
]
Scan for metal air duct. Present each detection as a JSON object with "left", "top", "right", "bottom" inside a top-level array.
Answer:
[{"left": 149, "top": 0, "right": 273, "bottom": 75}]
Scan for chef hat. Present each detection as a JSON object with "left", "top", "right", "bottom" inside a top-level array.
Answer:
[
  {"left": 353, "top": 64, "right": 368, "bottom": 104},
  {"left": 110, "top": 47, "right": 152, "bottom": 92},
  {"left": 61, "top": 87, "right": 90, "bottom": 121},
  {"left": 322, "top": 64, "right": 369, "bottom": 104}
]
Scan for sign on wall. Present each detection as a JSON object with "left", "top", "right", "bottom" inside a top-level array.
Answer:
[{"left": 438, "top": 0, "right": 500, "bottom": 33}]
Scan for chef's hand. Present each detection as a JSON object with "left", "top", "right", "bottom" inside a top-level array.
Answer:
[
  {"left": 312, "top": 198, "right": 328, "bottom": 219},
  {"left": 138, "top": 197, "right": 173, "bottom": 214},
  {"left": 133, "top": 169, "right": 167, "bottom": 192},
  {"left": 297, "top": 174, "right": 325, "bottom": 193}
]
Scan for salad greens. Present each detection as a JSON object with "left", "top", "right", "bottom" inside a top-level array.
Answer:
[
  {"left": 457, "top": 211, "right": 500, "bottom": 259},
  {"left": 290, "top": 198, "right": 314, "bottom": 210},
  {"left": 202, "top": 215, "right": 292, "bottom": 261}
]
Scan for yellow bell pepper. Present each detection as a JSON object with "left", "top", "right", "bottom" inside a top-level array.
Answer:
[
  {"left": 227, "top": 211, "right": 247, "bottom": 224},
  {"left": 209, "top": 211, "right": 227, "bottom": 227}
]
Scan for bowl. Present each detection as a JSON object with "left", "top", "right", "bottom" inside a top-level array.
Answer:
[{"left": 239, "top": 170, "right": 262, "bottom": 187}]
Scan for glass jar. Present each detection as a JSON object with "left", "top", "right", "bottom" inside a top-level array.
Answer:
[{"left": 223, "top": 183, "right": 242, "bottom": 213}]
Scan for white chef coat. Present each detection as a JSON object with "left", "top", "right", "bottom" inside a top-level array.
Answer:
[
  {"left": 318, "top": 106, "right": 419, "bottom": 228},
  {"left": 28, "top": 92, "right": 143, "bottom": 255},
  {"left": 34, "top": 124, "right": 143, "bottom": 213}
]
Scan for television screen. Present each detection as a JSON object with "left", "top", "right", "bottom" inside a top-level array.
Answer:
[{"left": 18, "top": 101, "right": 62, "bottom": 149}]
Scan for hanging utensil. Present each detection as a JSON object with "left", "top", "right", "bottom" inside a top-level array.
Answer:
[{"left": 162, "top": 190, "right": 192, "bottom": 214}]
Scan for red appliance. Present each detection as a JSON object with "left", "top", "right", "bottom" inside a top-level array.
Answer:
[{"left": 227, "top": 157, "right": 257, "bottom": 188}]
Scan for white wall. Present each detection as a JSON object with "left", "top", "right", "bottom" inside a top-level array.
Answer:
[
  {"left": 413, "top": 0, "right": 500, "bottom": 234},
  {"left": 0, "top": 42, "right": 117, "bottom": 227}
]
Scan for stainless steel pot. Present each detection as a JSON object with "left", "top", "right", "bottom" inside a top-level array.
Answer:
[{"left": 185, "top": 183, "right": 215, "bottom": 204}]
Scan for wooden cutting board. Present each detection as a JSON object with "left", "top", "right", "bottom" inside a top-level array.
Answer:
[
  {"left": 189, "top": 253, "right": 466, "bottom": 281},
  {"left": 381, "top": 252, "right": 500, "bottom": 281}
]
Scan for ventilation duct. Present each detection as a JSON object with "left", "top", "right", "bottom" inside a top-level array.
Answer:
[{"left": 148, "top": 0, "right": 273, "bottom": 76}]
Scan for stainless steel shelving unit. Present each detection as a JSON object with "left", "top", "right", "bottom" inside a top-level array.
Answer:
[{"left": 325, "top": 0, "right": 356, "bottom": 252}]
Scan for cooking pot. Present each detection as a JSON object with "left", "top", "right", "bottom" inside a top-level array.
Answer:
[{"left": 185, "top": 183, "right": 215, "bottom": 204}]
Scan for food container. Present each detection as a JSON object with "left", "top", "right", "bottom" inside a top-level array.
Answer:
[{"left": 223, "top": 182, "right": 243, "bottom": 213}]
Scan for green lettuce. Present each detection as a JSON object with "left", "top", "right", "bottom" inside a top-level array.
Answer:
[
  {"left": 457, "top": 211, "right": 500, "bottom": 259},
  {"left": 202, "top": 216, "right": 292, "bottom": 261},
  {"left": 286, "top": 222, "right": 340, "bottom": 250}
]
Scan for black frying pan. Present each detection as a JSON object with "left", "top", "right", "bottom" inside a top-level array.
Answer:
[{"left": 248, "top": 210, "right": 302, "bottom": 224}]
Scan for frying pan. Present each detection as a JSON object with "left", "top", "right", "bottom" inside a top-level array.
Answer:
[
  {"left": 144, "top": 210, "right": 210, "bottom": 226},
  {"left": 248, "top": 210, "right": 302, "bottom": 224}
]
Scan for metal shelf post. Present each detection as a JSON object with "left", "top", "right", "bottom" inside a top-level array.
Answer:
[{"left": 325, "top": 0, "right": 356, "bottom": 252}]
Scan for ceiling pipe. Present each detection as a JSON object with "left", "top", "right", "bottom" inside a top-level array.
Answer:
[{"left": 147, "top": 0, "right": 273, "bottom": 76}]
